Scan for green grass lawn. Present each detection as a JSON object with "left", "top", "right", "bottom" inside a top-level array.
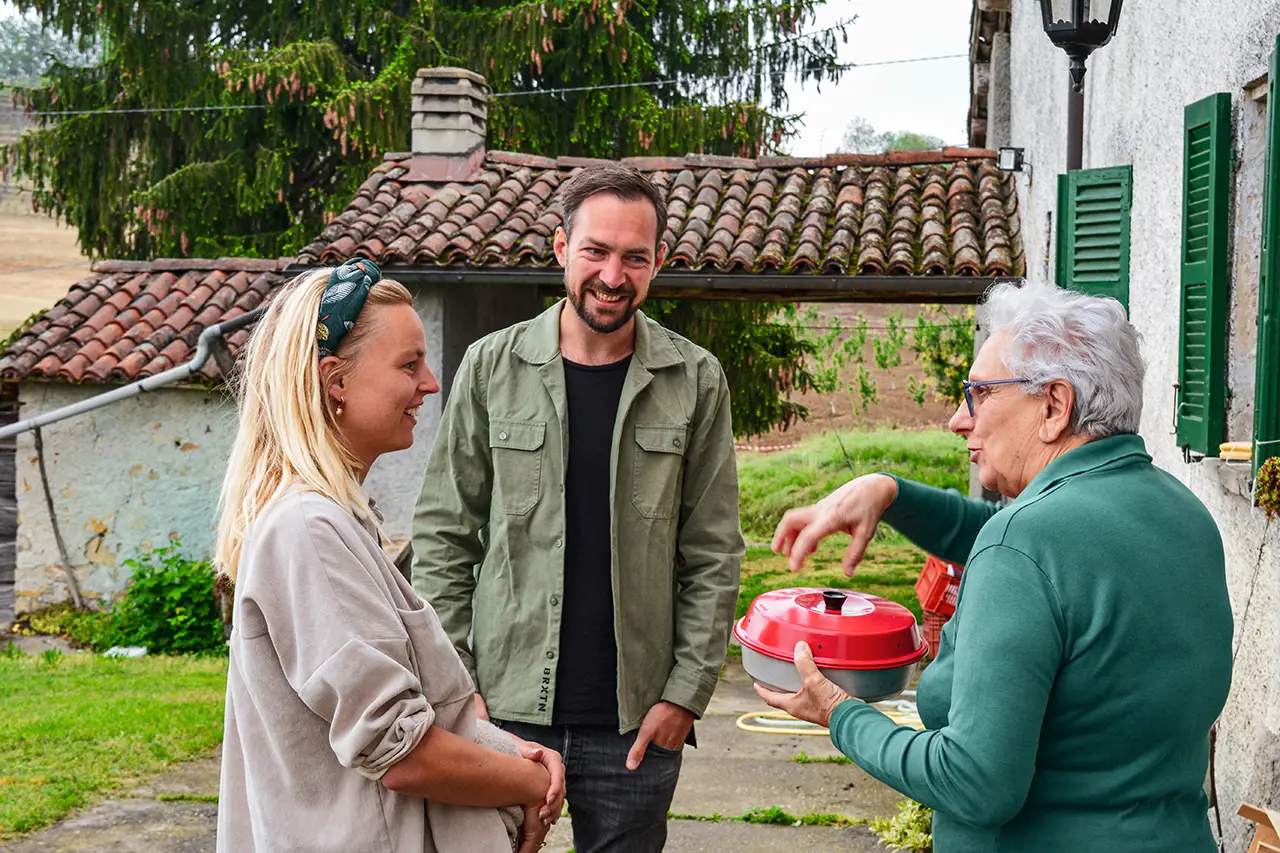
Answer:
[
  {"left": 0, "top": 650, "right": 227, "bottom": 838},
  {"left": 736, "top": 428, "right": 969, "bottom": 621}
]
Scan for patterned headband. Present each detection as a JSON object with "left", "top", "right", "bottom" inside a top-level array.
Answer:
[{"left": 317, "top": 257, "right": 381, "bottom": 358}]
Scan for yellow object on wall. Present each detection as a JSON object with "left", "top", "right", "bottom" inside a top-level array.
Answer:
[{"left": 1220, "top": 441, "right": 1252, "bottom": 461}]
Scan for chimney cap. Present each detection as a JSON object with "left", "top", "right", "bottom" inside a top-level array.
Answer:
[{"left": 415, "top": 67, "right": 488, "bottom": 89}]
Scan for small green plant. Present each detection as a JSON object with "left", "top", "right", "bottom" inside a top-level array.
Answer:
[
  {"left": 110, "top": 540, "right": 226, "bottom": 655},
  {"left": 1, "top": 639, "right": 27, "bottom": 659},
  {"left": 792, "top": 750, "right": 853, "bottom": 765},
  {"left": 870, "top": 799, "right": 933, "bottom": 852},
  {"left": 38, "top": 648, "right": 65, "bottom": 668},
  {"left": 1256, "top": 456, "right": 1280, "bottom": 520},
  {"left": 741, "top": 805, "right": 799, "bottom": 825},
  {"left": 668, "top": 811, "right": 728, "bottom": 822},
  {"left": 18, "top": 602, "right": 114, "bottom": 650},
  {"left": 798, "top": 813, "right": 864, "bottom": 827}
]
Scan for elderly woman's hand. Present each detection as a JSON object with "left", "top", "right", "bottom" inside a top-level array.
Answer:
[
  {"left": 754, "top": 641, "right": 854, "bottom": 729},
  {"left": 772, "top": 474, "right": 899, "bottom": 575}
]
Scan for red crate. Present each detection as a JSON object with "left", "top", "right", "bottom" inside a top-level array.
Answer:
[
  {"left": 923, "top": 609, "right": 950, "bottom": 658},
  {"left": 914, "top": 554, "right": 964, "bottom": 616}
]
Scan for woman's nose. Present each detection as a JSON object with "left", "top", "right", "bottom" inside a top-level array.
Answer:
[{"left": 421, "top": 366, "right": 441, "bottom": 395}]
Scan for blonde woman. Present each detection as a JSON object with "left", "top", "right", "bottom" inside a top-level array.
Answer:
[{"left": 214, "top": 259, "right": 565, "bottom": 853}]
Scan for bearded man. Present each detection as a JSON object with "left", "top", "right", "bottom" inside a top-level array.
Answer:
[{"left": 411, "top": 163, "right": 744, "bottom": 853}]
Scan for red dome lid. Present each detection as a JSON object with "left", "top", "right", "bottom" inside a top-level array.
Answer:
[{"left": 734, "top": 587, "right": 927, "bottom": 671}]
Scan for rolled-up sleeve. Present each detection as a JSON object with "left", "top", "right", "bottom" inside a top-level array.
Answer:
[{"left": 248, "top": 496, "right": 435, "bottom": 780}]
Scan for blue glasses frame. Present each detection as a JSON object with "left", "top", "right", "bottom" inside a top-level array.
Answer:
[{"left": 961, "top": 378, "right": 1032, "bottom": 416}]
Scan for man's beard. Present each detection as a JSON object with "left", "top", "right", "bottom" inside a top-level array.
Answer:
[{"left": 566, "top": 276, "right": 642, "bottom": 334}]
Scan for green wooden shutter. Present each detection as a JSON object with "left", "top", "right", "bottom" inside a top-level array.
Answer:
[
  {"left": 1176, "top": 93, "right": 1232, "bottom": 455},
  {"left": 1257, "top": 36, "right": 1280, "bottom": 475},
  {"left": 1056, "top": 173, "right": 1069, "bottom": 285},
  {"left": 1056, "top": 166, "right": 1133, "bottom": 310}
]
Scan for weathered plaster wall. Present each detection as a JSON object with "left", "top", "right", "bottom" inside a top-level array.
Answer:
[
  {"left": 1004, "top": 2, "right": 1280, "bottom": 847},
  {"left": 14, "top": 384, "right": 237, "bottom": 610},
  {"left": 15, "top": 289, "right": 449, "bottom": 608}
]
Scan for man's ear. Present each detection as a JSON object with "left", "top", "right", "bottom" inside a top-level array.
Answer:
[
  {"left": 1039, "top": 379, "right": 1076, "bottom": 443},
  {"left": 553, "top": 226, "right": 570, "bottom": 266},
  {"left": 654, "top": 240, "right": 668, "bottom": 271}
]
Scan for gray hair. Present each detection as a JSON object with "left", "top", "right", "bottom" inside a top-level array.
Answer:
[{"left": 980, "top": 280, "right": 1145, "bottom": 438}]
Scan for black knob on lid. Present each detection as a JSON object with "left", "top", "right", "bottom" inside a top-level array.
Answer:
[{"left": 821, "top": 589, "right": 847, "bottom": 613}]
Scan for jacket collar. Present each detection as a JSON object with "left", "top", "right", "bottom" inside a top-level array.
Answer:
[
  {"left": 512, "top": 299, "right": 684, "bottom": 370},
  {"left": 1015, "top": 433, "right": 1151, "bottom": 504}
]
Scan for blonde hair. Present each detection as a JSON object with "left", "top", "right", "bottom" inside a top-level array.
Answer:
[{"left": 215, "top": 267, "right": 414, "bottom": 581}]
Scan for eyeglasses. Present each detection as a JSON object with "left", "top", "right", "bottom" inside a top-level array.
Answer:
[{"left": 961, "top": 378, "right": 1032, "bottom": 417}]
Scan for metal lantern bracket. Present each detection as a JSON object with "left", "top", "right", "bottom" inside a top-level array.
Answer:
[{"left": 1038, "top": 0, "right": 1125, "bottom": 171}]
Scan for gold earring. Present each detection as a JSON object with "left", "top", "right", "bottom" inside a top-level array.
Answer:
[{"left": 336, "top": 398, "right": 345, "bottom": 418}]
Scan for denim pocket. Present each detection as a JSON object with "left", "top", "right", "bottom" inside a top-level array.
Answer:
[{"left": 645, "top": 741, "right": 684, "bottom": 757}]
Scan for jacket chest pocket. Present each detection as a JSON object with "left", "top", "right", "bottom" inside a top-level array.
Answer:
[
  {"left": 490, "top": 419, "right": 546, "bottom": 516},
  {"left": 633, "top": 423, "right": 688, "bottom": 519}
]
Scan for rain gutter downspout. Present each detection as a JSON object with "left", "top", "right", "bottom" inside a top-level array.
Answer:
[{"left": 0, "top": 305, "right": 266, "bottom": 441}]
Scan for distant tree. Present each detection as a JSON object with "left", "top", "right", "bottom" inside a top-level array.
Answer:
[
  {"left": 837, "top": 116, "right": 882, "bottom": 154},
  {"left": 881, "top": 129, "right": 946, "bottom": 151},
  {"left": 838, "top": 116, "right": 944, "bottom": 154},
  {"left": 0, "top": 14, "right": 95, "bottom": 83}
]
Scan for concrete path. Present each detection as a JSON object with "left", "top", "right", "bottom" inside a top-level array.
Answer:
[{"left": 1, "top": 659, "right": 903, "bottom": 852}]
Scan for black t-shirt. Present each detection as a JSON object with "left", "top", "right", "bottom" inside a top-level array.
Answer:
[{"left": 552, "top": 355, "right": 631, "bottom": 726}]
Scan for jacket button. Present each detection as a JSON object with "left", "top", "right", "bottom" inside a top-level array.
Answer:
[
  {"left": 498, "top": 431, "right": 508, "bottom": 441},
  {"left": 554, "top": 538, "right": 563, "bottom": 548},
  {"left": 550, "top": 595, "right": 560, "bottom": 606},
  {"left": 546, "top": 650, "right": 555, "bottom": 659},
  {"left": 673, "top": 438, "right": 682, "bottom": 447}
]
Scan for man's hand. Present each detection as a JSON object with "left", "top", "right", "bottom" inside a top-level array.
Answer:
[
  {"left": 626, "top": 701, "right": 695, "bottom": 771},
  {"left": 753, "top": 641, "right": 853, "bottom": 729},
  {"left": 771, "top": 474, "right": 899, "bottom": 575},
  {"left": 516, "top": 804, "right": 551, "bottom": 853},
  {"left": 475, "top": 693, "right": 489, "bottom": 721},
  {"left": 511, "top": 737, "right": 565, "bottom": 824}
]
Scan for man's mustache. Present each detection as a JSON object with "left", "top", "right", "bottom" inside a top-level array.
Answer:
[{"left": 581, "top": 278, "right": 635, "bottom": 299}]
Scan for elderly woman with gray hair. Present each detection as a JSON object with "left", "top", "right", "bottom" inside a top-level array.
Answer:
[{"left": 759, "top": 280, "right": 1233, "bottom": 853}]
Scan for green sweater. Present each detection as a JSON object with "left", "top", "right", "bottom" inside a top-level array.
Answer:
[{"left": 829, "top": 434, "right": 1232, "bottom": 852}]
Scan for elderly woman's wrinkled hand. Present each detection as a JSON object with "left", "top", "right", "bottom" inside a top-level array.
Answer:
[
  {"left": 771, "top": 474, "right": 899, "bottom": 575},
  {"left": 753, "top": 641, "right": 854, "bottom": 729}
]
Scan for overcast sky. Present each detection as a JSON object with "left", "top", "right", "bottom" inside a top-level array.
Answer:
[{"left": 783, "top": 0, "right": 972, "bottom": 155}]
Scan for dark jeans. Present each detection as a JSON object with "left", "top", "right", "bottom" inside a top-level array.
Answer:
[{"left": 494, "top": 720, "right": 683, "bottom": 853}]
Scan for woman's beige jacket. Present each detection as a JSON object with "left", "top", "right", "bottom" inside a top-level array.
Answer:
[{"left": 216, "top": 488, "right": 512, "bottom": 853}]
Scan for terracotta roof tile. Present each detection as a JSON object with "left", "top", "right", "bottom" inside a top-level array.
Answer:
[
  {"left": 0, "top": 261, "right": 288, "bottom": 384},
  {"left": 295, "top": 149, "right": 1023, "bottom": 276}
]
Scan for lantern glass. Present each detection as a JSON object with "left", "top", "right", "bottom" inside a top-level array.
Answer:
[
  {"left": 1085, "top": 0, "right": 1117, "bottom": 26},
  {"left": 1046, "top": 0, "right": 1073, "bottom": 27}
]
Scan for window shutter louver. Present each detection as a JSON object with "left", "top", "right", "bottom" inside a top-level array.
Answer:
[
  {"left": 1177, "top": 93, "right": 1232, "bottom": 455},
  {"left": 1056, "top": 166, "right": 1133, "bottom": 311}
]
